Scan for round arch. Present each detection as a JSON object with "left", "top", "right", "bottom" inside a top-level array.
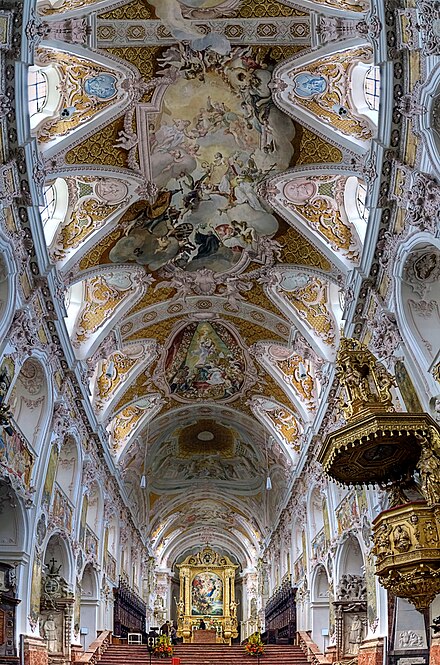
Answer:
[
  {"left": 310, "top": 564, "right": 330, "bottom": 652},
  {"left": 79, "top": 563, "right": 100, "bottom": 650},
  {"left": 394, "top": 235, "right": 440, "bottom": 401},
  {"left": 9, "top": 352, "right": 54, "bottom": 457}
]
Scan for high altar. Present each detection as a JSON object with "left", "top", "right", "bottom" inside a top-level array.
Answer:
[{"left": 176, "top": 546, "right": 239, "bottom": 645}]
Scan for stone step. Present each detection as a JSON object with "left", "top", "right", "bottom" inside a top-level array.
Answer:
[{"left": 100, "top": 642, "right": 310, "bottom": 665}]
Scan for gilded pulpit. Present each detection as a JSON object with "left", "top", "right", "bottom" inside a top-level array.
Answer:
[{"left": 176, "top": 546, "right": 238, "bottom": 644}]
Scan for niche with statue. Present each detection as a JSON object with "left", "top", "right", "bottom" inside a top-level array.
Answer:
[
  {"left": 39, "top": 537, "right": 74, "bottom": 665},
  {"left": 333, "top": 539, "right": 367, "bottom": 661}
]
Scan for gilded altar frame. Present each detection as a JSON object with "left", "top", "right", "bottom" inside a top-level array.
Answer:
[{"left": 176, "top": 546, "right": 239, "bottom": 644}]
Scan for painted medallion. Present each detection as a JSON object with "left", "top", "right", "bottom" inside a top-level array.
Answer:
[{"left": 164, "top": 321, "right": 245, "bottom": 401}]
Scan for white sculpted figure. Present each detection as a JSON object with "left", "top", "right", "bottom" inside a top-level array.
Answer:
[
  {"left": 348, "top": 615, "right": 362, "bottom": 655},
  {"left": 43, "top": 614, "right": 58, "bottom": 653}
]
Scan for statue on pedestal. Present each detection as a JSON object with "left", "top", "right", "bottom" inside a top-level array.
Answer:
[
  {"left": 43, "top": 614, "right": 58, "bottom": 653},
  {"left": 348, "top": 615, "right": 362, "bottom": 655}
]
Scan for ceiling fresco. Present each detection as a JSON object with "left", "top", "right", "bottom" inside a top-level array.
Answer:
[
  {"left": 32, "top": 0, "right": 376, "bottom": 566},
  {"left": 158, "top": 320, "right": 249, "bottom": 402}
]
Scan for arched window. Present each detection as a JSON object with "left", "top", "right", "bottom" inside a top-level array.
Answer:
[
  {"left": 10, "top": 358, "right": 48, "bottom": 449},
  {"left": 65, "top": 281, "right": 84, "bottom": 335},
  {"left": 40, "top": 178, "right": 69, "bottom": 245},
  {"left": 355, "top": 181, "right": 368, "bottom": 221},
  {"left": 344, "top": 176, "right": 368, "bottom": 242},
  {"left": 40, "top": 184, "right": 57, "bottom": 226},
  {"left": 28, "top": 69, "right": 48, "bottom": 118},
  {"left": 364, "top": 66, "right": 381, "bottom": 112},
  {"left": 28, "top": 65, "right": 61, "bottom": 133},
  {"left": 350, "top": 62, "right": 380, "bottom": 127}
]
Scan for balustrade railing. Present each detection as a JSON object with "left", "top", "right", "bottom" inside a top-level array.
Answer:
[
  {"left": 77, "top": 630, "right": 112, "bottom": 664},
  {"left": 297, "top": 631, "right": 331, "bottom": 665},
  {"left": 241, "top": 618, "right": 259, "bottom": 642}
]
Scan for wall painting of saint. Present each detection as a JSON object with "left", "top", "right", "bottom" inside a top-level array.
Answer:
[{"left": 192, "top": 572, "right": 223, "bottom": 616}]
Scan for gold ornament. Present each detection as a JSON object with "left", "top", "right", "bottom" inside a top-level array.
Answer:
[
  {"left": 372, "top": 502, "right": 440, "bottom": 611},
  {"left": 416, "top": 426, "right": 440, "bottom": 506},
  {"left": 318, "top": 339, "right": 438, "bottom": 485}
]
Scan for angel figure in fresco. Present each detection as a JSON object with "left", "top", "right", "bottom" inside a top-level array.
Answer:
[
  {"left": 147, "top": 0, "right": 231, "bottom": 55},
  {"left": 193, "top": 334, "right": 215, "bottom": 367},
  {"left": 123, "top": 188, "right": 182, "bottom": 236},
  {"left": 179, "top": 171, "right": 211, "bottom": 216}
]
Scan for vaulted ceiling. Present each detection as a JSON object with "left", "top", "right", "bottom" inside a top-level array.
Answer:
[{"left": 34, "top": 0, "right": 378, "bottom": 568}]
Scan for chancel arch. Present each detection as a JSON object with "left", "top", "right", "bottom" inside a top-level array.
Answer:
[{"left": 162, "top": 528, "right": 256, "bottom": 574}]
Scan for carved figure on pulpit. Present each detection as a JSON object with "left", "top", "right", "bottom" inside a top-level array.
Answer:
[{"left": 393, "top": 524, "right": 411, "bottom": 553}]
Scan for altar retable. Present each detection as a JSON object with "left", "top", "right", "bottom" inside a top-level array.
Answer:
[{"left": 176, "top": 546, "right": 239, "bottom": 644}]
